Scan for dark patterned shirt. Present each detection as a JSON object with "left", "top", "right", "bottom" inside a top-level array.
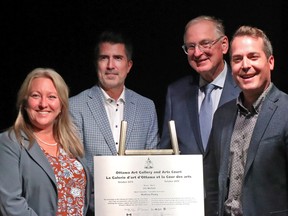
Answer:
[{"left": 224, "top": 84, "right": 272, "bottom": 216}]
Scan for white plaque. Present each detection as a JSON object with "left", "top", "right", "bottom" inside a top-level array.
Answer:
[{"left": 94, "top": 155, "right": 204, "bottom": 216}]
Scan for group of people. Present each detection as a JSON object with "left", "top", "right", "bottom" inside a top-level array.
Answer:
[{"left": 0, "top": 15, "right": 287, "bottom": 216}]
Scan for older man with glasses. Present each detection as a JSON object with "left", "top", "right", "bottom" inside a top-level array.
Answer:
[{"left": 159, "top": 15, "right": 240, "bottom": 216}]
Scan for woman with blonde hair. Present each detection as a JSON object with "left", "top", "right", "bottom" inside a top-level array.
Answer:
[{"left": 0, "top": 68, "right": 92, "bottom": 215}]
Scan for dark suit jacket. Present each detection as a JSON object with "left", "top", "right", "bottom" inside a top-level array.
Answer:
[
  {"left": 210, "top": 84, "right": 288, "bottom": 215},
  {"left": 159, "top": 66, "right": 240, "bottom": 216},
  {"left": 0, "top": 130, "right": 92, "bottom": 216}
]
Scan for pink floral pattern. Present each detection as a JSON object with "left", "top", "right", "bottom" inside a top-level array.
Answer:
[{"left": 43, "top": 147, "right": 86, "bottom": 216}]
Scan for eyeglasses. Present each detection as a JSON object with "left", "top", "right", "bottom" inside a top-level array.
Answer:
[{"left": 182, "top": 36, "right": 224, "bottom": 54}]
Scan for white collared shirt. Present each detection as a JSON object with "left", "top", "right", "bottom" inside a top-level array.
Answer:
[
  {"left": 101, "top": 88, "right": 125, "bottom": 152},
  {"left": 198, "top": 61, "right": 228, "bottom": 113}
]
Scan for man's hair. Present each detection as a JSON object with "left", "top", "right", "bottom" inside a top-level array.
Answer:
[
  {"left": 230, "top": 25, "right": 273, "bottom": 58},
  {"left": 94, "top": 30, "right": 133, "bottom": 60},
  {"left": 184, "top": 15, "right": 225, "bottom": 41}
]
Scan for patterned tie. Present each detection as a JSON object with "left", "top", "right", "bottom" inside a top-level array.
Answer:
[{"left": 199, "top": 83, "right": 215, "bottom": 150}]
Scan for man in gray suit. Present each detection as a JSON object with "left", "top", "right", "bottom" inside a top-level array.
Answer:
[
  {"left": 159, "top": 16, "right": 240, "bottom": 216},
  {"left": 209, "top": 26, "right": 288, "bottom": 215},
  {"left": 69, "top": 31, "right": 159, "bottom": 176}
]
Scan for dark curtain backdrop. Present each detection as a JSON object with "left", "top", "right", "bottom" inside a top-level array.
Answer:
[{"left": 1, "top": 0, "right": 287, "bottom": 131}]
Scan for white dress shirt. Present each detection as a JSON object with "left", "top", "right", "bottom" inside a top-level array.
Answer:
[{"left": 101, "top": 88, "right": 125, "bottom": 152}]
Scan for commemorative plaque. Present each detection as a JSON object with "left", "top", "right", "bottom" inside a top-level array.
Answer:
[{"left": 94, "top": 155, "right": 204, "bottom": 216}]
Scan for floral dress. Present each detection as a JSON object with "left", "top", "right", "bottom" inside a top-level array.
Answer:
[{"left": 43, "top": 147, "right": 87, "bottom": 216}]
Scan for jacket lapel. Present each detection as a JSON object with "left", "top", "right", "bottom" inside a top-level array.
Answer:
[
  {"left": 186, "top": 76, "right": 204, "bottom": 153},
  {"left": 244, "top": 89, "right": 278, "bottom": 177},
  {"left": 23, "top": 137, "right": 57, "bottom": 186},
  {"left": 219, "top": 67, "right": 240, "bottom": 107},
  {"left": 123, "top": 88, "right": 136, "bottom": 149},
  {"left": 217, "top": 101, "right": 238, "bottom": 206},
  {"left": 87, "top": 86, "right": 117, "bottom": 154},
  {"left": 220, "top": 102, "right": 238, "bottom": 172}
]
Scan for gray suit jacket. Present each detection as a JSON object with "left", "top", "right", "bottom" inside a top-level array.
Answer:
[
  {"left": 0, "top": 130, "right": 92, "bottom": 216},
  {"left": 210, "top": 84, "right": 288, "bottom": 215},
  {"left": 69, "top": 84, "right": 159, "bottom": 174}
]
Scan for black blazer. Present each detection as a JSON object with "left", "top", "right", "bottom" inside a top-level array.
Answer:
[
  {"left": 159, "top": 65, "right": 240, "bottom": 216},
  {"left": 210, "top": 84, "right": 288, "bottom": 215}
]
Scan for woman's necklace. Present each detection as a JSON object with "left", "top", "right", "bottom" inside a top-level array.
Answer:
[{"left": 34, "top": 133, "right": 58, "bottom": 146}]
